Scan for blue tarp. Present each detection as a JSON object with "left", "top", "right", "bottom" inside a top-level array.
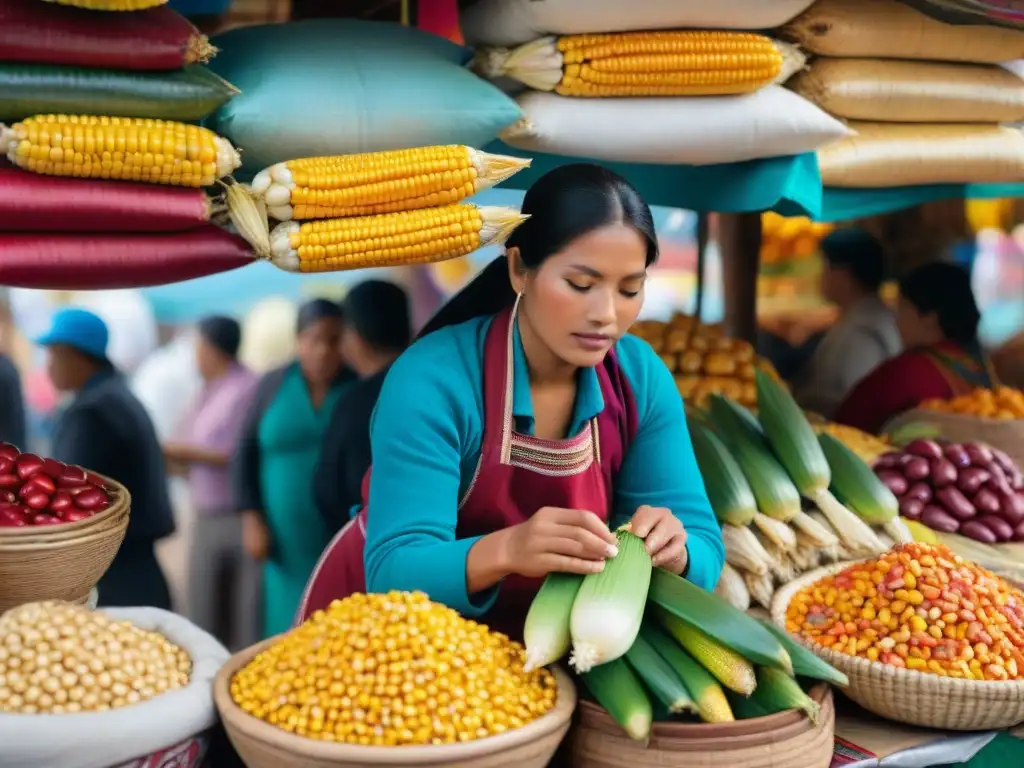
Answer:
[{"left": 489, "top": 142, "right": 823, "bottom": 218}]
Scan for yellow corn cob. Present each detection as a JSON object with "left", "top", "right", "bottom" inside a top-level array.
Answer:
[
  {"left": 474, "top": 31, "right": 805, "bottom": 97},
  {"left": 41, "top": 0, "right": 167, "bottom": 8},
  {"left": 0, "top": 115, "right": 239, "bottom": 188},
  {"left": 656, "top": 610, "right": 757, "bottom": 695},
  {"left": 250, "top": 146, "right": 532, "bottom": 222},
  {"left": 269, "top": 204, "right": 527, "bottom": 273}
]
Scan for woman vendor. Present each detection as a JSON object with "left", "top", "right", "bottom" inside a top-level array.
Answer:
[
  {"left": 836, "top": 262, "right": 998, "bottom": 434},
  {"left": 298, "top": 164, "right": 724, "bottom": 636},
  {"left": 232, "top": 299, "right": 354, "bottom": 638}
]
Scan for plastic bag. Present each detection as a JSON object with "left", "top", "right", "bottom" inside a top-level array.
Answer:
[
  {"left": 461, "top": 0, "right": 816, "bottom": 47},
  {"left": 818, "top": 122, "right": 1024, "bottom": 187},
  {"left": 782, "top": 0, "right": 1024, "bottom": 63},
  {"left": 0, "top": 607, "right": 229, "bottom": 768},
  {"left": 501, "top": 86, "right": 851, "bottom": 165},
  {"left": 790, "top": 58, "right": 1024, "bottom": 123}
]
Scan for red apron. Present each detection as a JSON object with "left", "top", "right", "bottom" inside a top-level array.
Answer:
[{"left": 296, "top": 306, "right": 638, "bottom": 637}]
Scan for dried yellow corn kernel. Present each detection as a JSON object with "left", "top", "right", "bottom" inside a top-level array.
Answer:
[
  {"left": 474, "top": 31, "right": 805, "bottom": 97},
  {"left": 0, "top": 114, "right": 240, "bottom": 188},
  {"left": 250, "top": 146, "right": 531, "bottom": 221},
  {"left": 269, "top": 203, "right": 527, "bottom": 273}
]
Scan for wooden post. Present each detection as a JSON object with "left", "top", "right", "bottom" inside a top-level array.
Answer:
[{"left": 718, "top": 212, "right": 762, "bottom": 342}]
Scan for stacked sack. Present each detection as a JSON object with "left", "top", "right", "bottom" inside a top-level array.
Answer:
[
  {"left": 244, "top": 145, "right": 532, "bottom": 273},
  {"left": 464, "top": 0, "right": 853, "bottom": 166},
  {"left": 0, "top": 0, "right": 254, "bottom": 289},
  {"left": 781, "top": 0, "right": 1024, "bottom": 187}
]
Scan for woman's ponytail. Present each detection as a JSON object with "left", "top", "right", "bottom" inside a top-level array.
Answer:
[{"left": 417, "top": 255, "right": 516, "bottom": 339}]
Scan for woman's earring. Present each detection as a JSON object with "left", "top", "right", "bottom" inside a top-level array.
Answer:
[{"left": 511, "top": 288, "right": 525, "bottom": 318}]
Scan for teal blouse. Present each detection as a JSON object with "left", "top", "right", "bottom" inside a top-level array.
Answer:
[{"left": 363, "top": 315, "right": 724, "bottom": 616}]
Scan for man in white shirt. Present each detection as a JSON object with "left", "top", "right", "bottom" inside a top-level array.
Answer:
[{"left": 792, "top": 228, "right": 903, "bottom": 419}]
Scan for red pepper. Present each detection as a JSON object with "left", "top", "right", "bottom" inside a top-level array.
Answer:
[
  {"left": 0, "top": 226, "right": 254, "bottom": 289},
  {"left": 0, "top": 165, "right": 214, "bottom": 232},
  {"left": 0, "top": 0, "right": 212, "bottom": 71}
]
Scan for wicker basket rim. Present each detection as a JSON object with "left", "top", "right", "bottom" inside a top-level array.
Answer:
[
  {"left": 214, "top": 636, "right": 577, "bottom": 763},
  {"left": 0, "top": 511, "right": 128, "bottom": 552},
  {"left": 0, "top": 472, "right": 130, "bottom": 539},
  {"left": 770, "top": 561, "right": 1024, "bottom": 695}
]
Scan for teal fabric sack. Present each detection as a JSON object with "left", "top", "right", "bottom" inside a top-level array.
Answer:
[{"left": 207, "top": 20, "right": 520, "bottom": 174}]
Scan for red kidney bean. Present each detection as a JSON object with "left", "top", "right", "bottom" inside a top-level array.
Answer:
[
  {"left": 905, "top": 482, "right": 933, "bottom": 503},
  {"left": 31, "top": 513, "right": 61, "bottom": 526},
  {"left": 73, "top": 487, "right": 110, "bottom": 511},
  {"left": 24, "top": 493, "right": 50, "bottom": 511},
  {"left": 1005, "top": 493, "right": 1024, "bottom": 527},
  {"left": 943, "top": 443, "right": 971, "bottom": 468},
  {"left": 960, "top": 520, "right": 998, "bottom": 544},
  {"left": 22, "top": 474, "right": 56, "bottom": 496},
  {"left": 40, "top": 458, "right": 65, "bottom": 479},
  {"left": 905, "top": 439, "right": 944, "bottom": 459},
  {"left": 876, "top": 469, "right": 908, "bottom": 496},
  {"left": 85, "top": 472, "right": 107, "bottom": 488},
  {"left": 0, "top": 458, "right": 13, "bottom": 475},
  {"left": 937, "top": 487, "right": 976, "bottom": 520},
  {"left": 0, "top": 491, "right": 15, "bottom": 504},
  {"left": 929, "top": 458, "right": 958, "bottom": 487},
  {"left": 921, "top": 505, "right": 960, "bottom": 533},
  {"left": 991, "top": 447, "right": 1016, "bottom": 474},
  {"left": 972, "top": 489, "right": 1001, "bottom": 515},
  {"left": 874, "top": 452, "right": 904, "bottom": 470},
  {"left": 0, "top": 473, "right": 21, "bottom": 490},
  {"left": 61, "top": 510, "right": 93, "bottom": 523},
  {"left": 14, "top": 453, "right": 44, "bottom": 480},
  {"left": 965, "top": 443, "right": 995, "bottom": 467},
  {"left": 0, "top": 443, "right": 20, "bottom": 462},
  {"left": 957, "top": 468, "right": 990, "bottom": 496},
  {"left": 899, "top": 497, "right": 924, "bottom": 520},
  {"left": 904, "top": 457, "right": 931, "bottom": 481},
  {"left": 57, "top": 465, "right": 89, "bottom": 487},
  {"left": 978, "top": 515, "right": 1015, "bottom": 542},
  {"left": 48, "top": 491, "right": 73, "bottom": 515},
  {"left": 0, "top": 513, "right": 26, "bottom": 527}
]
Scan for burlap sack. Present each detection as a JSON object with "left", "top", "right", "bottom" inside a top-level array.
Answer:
[
  {"left": 790, "top": 58, "right": 1024, "bottom": 122},
  {"left": 782, "top": 0, "right": 1024, "bottom": 63},
  {"left": 818, "top": 122, "right": 1024, "bottom": 187}
]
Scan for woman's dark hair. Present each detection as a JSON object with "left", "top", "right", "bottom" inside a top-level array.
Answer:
[
  {"left": 419, "top": 163, "right": 658, "bottom": 338},
  {"left": 296, "top": 298, "right": 344, "bottom": 334},
  {"left": 899, "top": 262, "right": 981, "bottom": 345},
  {"left": 198, "top": 315, "right": 242, "bottom": 359}
]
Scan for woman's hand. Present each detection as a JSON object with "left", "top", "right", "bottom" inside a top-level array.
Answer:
[
  {"left": 501, "top": 507, "right": 619, "bottom": 579},
  {"left": 631, "top": 505, "right": 688, "bottom": 573}
]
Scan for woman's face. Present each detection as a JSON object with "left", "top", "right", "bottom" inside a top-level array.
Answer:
[
  {"left": 517, "top": 222, "right": 648, "bottom": 369},
  {"left": 896, "top": 297, "right": 939, "bottom": 348},
  {"left": 296, "top": 317, "right": 343, "bottom": 384}
]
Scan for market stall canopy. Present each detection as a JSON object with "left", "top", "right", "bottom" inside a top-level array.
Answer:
[{"left": 803, "top": 183, "right": 1024, "bottom": 223}]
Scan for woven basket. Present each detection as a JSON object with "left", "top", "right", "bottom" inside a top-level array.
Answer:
[
  {"left": 886, "top": 409, "right": 1024, "bottom": 470},
  {"left": 771, "top": 562, "right": 1024, "bottom": 730},
  {"left": 570, "top": 685, "right": 834, "bottom": 768},
  {"left": 0, "top": 477, "right": 129, "bottom": 614},
  {"left": 214, "top": 636, "right": 576, "bottom": 768}
]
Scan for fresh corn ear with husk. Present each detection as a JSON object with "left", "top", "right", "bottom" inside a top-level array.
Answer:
[
  {"left": 641, "top": 623, "right": 733, "bottom": 723},
  {"left": 657, "top": 609, "right": 756, "bottom": 695},
  {"left": 754, "top": 371, "right": 885, "bottom": 554},
  {"left": 707, "top": 395, "right": 801, "bottom": 521},
  {"left": 267, "top": 204, "right": 527, "bottom": 272},
  {"left": 751, "top": 666, "right": 821, "bottom": 725},
  {"left": 744, "top": 569, "right": 775, "bottom": 610},
  {"left": 789, "top": 510, "right": 839, "bottom": 549},
  {"left": 759, "top": 620, "right": 848, "bottom": 687},
  {"left": 581, "top": 657, "right": 652, "bottom": 740},
  {"left": 473, "top": 31, "right": 806, "bottom": 96},
  {"left": 715, "top": 562, "right": 751, "bottom": 611},
  {"left": 1, "top": 115, "right": 240, "bottom": 188},
  {"left": 250, "top": 146, "right": 531, "bottom": 221},
  {"left": 625, "top": 633, "right": 698, "bottom": 714},
  {"left": 570, "top": 528, "right": 651, "bottom": 672},
  {"left": 818, "top": 433, "right": 910, "bottom": 545},
  {"left": 647, "top": 567, "right": 791, "bottom": 672},
  {"left": 522, "top": 572, "right": 584, "bottom": 671},
  {"left": 688, "top": 416, "right": 757, "bottom": 527},
  {"left": 752, "top": 512, "right": 797, "bottom": 552}
]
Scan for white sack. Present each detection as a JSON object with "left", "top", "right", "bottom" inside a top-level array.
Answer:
[
  {"left": 462, "top": 0, "right": 817, "bottom": 47},
  {"left": 501, "top": 87, "right": 852, "bottom": 165},
  {"left": 0, "top": 608, "right": 229, "bottom": 768}
]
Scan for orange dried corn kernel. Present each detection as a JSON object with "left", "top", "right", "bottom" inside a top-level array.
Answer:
[
  {"left": 921, "top": 386, "right": 1024, "bottom": 420},
  {"left": 786, "top": 543, "right": 1024, "bottom": 680}
]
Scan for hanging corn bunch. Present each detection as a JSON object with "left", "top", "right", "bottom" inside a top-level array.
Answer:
[
  {"left": 474, "top": 31, "right": 806, "bottom": 97},
  {"left": 0, "top": 114, "right": 240, "bottom": 188},
  {"left": 250, "top": 146, "right": 531, "bottom": 222},
  {"left": 268, "top": 204, "right": 527, "bottom": 273}
]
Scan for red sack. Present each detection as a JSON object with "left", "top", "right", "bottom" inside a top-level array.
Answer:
[
  {"left": 0, "top": 226, "right": 254, "bottom": 289},
  {"left": 0, "top": 165, "right": 215, "bottom": 233},
  {"left": 0, "top": 0, "right": 214, "bottom": 71}
]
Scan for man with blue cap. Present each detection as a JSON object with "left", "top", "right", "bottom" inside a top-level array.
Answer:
[{"left": 38, "top": 307, "right": 175, "bottom": 609}]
